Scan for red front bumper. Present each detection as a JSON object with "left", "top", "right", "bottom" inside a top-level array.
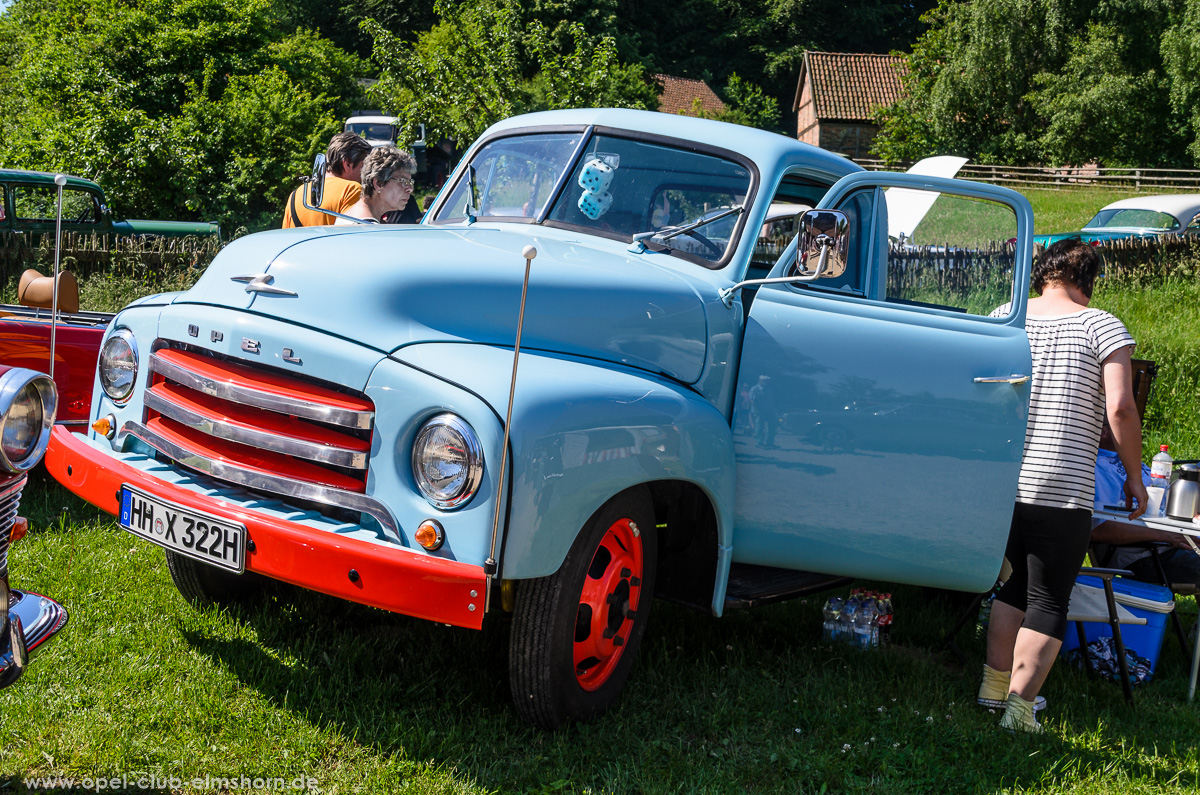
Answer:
[{"left": 46, "top": 426, "right": 487, "bottom": 629}]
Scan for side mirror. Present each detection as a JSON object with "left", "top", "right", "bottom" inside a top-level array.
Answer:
[
  {"left": 717, "top": 208, "right": 852, "bottom": 308},
  {"left": 792, "top": 210, "right": 849, "bottom": 280},
  {"left": 306, "top": 154, "right": 327, "bottom": 210}
]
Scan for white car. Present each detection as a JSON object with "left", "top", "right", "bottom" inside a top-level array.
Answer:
[
  {"left": 344, "top": 115, "right": 399, "bottom": 147},
  {"left": 1035, "top": 193, "right": 1200, "bottom": 246}
]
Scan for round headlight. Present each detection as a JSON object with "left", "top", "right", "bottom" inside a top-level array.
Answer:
[
  {"left": 0, "top": 368, "right": 57, "bottom": 473},
  {"left": 99, "top": 329, "right": 138, "bottom": 404},
  {"left": 411, "top": 413, "right": 484, "bottom": 510}
]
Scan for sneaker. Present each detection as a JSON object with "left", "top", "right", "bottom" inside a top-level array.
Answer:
[
  {"left": 977, "top": 694, "right": 1046, "bottom": 713},
  {"left": 998, "top": 692, "right": 1043, "bottom": 734},
  {"left": 977, "top": 664, "right": 1046, "bottom": 713}
]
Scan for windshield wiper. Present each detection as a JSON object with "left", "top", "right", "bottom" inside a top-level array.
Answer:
[{"left": 630, "top": 204, "right": 744, "bottom": 251}]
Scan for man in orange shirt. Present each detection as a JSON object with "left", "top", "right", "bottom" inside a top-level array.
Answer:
[{"left": 282, "top": 132, "right": 374, "bottom": 228}]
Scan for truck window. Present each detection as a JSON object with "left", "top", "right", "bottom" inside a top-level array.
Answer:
[
  {"left": 546, "top": 134, "right": 752, "bottom": 265},
  {"left": 884, "top": 190, "right": 1018, "bottom": 317},
  {"left": 434, "top": 132, "right": 584, "bottom": 223},
  {"left": 13, "top": 186, "right": 100, "bottom": 224}
]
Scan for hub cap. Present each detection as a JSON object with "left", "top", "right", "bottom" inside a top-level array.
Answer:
[{"left": 573, "top": 517, "right": 643, "bottom": 691}]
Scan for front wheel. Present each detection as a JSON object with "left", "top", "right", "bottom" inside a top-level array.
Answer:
[
  {"left": 509, "top": 488, "right": 657, "bottom": 729},
  {"left": 164, "top": 550, "right": 268, "bottom": 608}
]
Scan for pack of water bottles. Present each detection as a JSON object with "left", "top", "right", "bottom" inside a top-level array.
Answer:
[{"left": 821, "top": 589, "right": 893, "bottom": 649}]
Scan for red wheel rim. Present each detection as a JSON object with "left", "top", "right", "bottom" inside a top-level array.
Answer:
[{"left": 573, "top": 517, "right": 644, "bottom": 691}]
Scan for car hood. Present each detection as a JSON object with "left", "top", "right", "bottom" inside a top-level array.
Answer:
[{"left": 175, "top": 225, "right": 711, "bottom": 384}]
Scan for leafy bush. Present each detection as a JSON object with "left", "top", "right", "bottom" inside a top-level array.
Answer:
[{"left": 0, "top": 0, "right": 366, "bottom": 233}]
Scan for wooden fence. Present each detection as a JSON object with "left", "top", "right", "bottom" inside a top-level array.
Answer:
[
  {"left": 854, "top": 159, "right": 1200, "bottom": 192},
  {"left": 887, "top": 240, "right": 1014, "bottom": 302},
  {"left": 1, "top": 230, "right": 222, "bottom": 282},
  {"left": 1083, "top": 234, "right": 1200, "bottom": 276}
]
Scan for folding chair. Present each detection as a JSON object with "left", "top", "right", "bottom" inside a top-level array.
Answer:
[
  {"left": 1089, "top": 537, "right": 1195, "bottom": 664},
  {"left": 1068, "top": 567, "right": 1160, "bottom": 705}
]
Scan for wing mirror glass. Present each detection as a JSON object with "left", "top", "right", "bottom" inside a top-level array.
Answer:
[
  {"left": 792, "top": 210, "right": 849, "bottom": 280},
  {"left": 307, "top": 154, "right": 327, "bottom": 209}
]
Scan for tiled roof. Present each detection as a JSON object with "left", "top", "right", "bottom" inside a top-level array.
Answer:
[
  {"left": 793, "top": 52, "right": 907, "bottom": 121},
  {"left": 655, "top": 74, "right": 726, "bottom": 117}
]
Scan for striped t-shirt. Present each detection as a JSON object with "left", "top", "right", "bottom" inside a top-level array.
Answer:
[{"left": 991, "top": 304, "right": 1135, "bottom": 510}]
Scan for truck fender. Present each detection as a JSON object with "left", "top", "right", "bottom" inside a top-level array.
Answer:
[{"left": 390, "top": 343, "right": 736, "bottom": 581}]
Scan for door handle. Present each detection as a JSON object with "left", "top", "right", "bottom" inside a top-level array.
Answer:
[{"left": 974, "top": 374, "right": 1029, "bottom": 385}]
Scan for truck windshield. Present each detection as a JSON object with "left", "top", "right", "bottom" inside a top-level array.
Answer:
[
  {"left": 433, "top": 131, "right": 753, "bottom": 265},
  {"left": 435, "top": 132, "right": 584, "bottom": 223},
  {"left": 346, "top": 122, "right": 397, "bottom": 143}
]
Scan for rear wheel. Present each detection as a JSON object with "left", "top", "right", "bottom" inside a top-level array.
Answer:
[
  {"left": 164, "top": 550, "right": 268, "bottom": 608},
  {"left": 509, "top": 488, "right": 656, "bottom": 729}
]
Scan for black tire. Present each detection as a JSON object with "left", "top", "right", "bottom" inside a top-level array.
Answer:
[
  {"left": 509, "top": 487, "right": 657, "bottom": 729},
  {"left": 164, "top": 549, "right": 268, "bottom": 608}
]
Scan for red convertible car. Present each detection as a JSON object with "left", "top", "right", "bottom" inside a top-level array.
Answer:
[{"left": 1, "top": 269, "right": 109, "bottom": 427}]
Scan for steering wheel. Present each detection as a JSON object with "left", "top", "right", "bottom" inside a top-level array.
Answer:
[
  {"left": 73, "top": 205, "right": 94, "bottom": 223},
  {"left": 682, "top": 228, "right": 722, "bottom": 258}
]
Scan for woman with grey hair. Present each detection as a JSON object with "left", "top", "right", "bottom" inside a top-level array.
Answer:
[{"left": 336, "top": 145, "right": 417, "bottom": 224}]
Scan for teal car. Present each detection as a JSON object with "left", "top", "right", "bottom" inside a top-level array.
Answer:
[
  {"left": 1034, "top": 193, "right": 1200, "bottom": 247},
  {"left": 0, "top": 168, "right": 221, "bottom": 241},
  {"left": 47, "top": 109, "right": 1036, "bottom": 728}
]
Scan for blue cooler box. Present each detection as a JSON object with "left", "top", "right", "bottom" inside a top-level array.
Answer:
[{"left": 1060, "top": 576, "right": 1175, "bottom": 673}]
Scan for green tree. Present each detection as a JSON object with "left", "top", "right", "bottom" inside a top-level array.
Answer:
[
  {"left": 874, "top": 0, "right": 1194, "bottom": 167},
  {"left": 365, "top": 0, "right": 656, "bottom": 148},
  {"left": 0, "top": 0, "right": 364, "bottom": 230},
  {"left": 713, "top": 73, "right": 779, "bottom": 131},
  {"left": 1163, "top": 0, "right": 1200, "bottom": 162}
]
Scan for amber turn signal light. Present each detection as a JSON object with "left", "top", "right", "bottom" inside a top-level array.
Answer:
[
  {"left": 415, "top": 519, "right": 445, "bottom": 551},
  {"left": 91, "top": 414, "right": 116, "bottom": 439},
  {"left": 10, "top": 516, "right": 28, "bottom": 544}
]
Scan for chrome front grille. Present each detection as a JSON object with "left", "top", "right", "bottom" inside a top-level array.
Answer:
[
  {"left": 122, "top": 346, "right": 401, "bottom": 537},
  {"left": 0, "top": 476, "right": 26, "bottom": 579}
]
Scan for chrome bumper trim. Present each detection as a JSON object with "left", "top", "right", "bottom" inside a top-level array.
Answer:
[
  {"left": 1, "top": 588, "right": 69, "bottom": 689},
  {"left": 149, "top": 352, "right": 374, "bottom": 431},
  {"left": 121, "top": 420, "right": 401, "bottom": 540},
  {"left": 145, "top": 388, "right": 368, "bottom": 470}
]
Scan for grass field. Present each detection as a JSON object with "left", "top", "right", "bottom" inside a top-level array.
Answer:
[
  {"left": 1022, "top": 189, "right": 1142, "bottom": 236},
  {"left": 5, "top": 471, "right": 1200, "bottom": 794}
]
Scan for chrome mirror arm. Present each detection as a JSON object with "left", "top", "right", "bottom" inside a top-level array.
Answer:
[
  {"left": 719, "top": 237, "right": 831, "bottom": 308},
  {"left": 719, "top": 273, "right": 820, "bottom": 308}
]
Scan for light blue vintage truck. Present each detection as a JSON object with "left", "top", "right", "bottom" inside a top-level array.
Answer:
[{"left": 47, "top": 109, "right": 1034, "bottom": 728}]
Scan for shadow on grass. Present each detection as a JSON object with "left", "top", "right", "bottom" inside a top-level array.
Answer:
[{"left": 176, "top": 580, "right": 1200, "bottom": 793}]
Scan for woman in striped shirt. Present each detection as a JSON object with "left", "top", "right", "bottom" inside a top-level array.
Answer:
[{"left": 980, "top": 239, "right": 1147, "bottom": 733}]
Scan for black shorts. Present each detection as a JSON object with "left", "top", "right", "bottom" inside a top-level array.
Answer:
[{"left": 994, "top": 502, "right": 1093, "bottom": 641}]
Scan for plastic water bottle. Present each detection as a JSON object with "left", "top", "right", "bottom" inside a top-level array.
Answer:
[
  {"left": 822, "top": 597, "right": 843, "bottom": 642},
  {"left": 839, "top": 592, "right": 860, "bottom": 644},
  {"left": 1151, "top": 445, "right": 1173, "bottom": 490},
  {"left": 855, "top": 598, "right": 879, "bottom": 649},
  {"left": 878, "top": 593, "right": 893, "bottom": 646}
]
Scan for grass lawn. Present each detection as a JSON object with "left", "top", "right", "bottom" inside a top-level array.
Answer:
[
  {"left": 1021, "top": 189, "right": 1144, "bottom": 236},
  {"left": 4, "top": 470, "right": 1200, "bottom": 794}
]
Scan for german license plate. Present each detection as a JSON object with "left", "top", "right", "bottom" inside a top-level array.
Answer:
[{"left": 119, "top": 485, "right": 246, "bottom": 573}]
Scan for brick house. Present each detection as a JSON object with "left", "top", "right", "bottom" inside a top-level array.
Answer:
[
  {"left": 654, "top": 74, "right": 726, "bottom": 118},
  {"left": 793, "top": 52, "right": 905, "bottom": 158}
]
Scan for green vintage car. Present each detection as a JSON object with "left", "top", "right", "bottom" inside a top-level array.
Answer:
[{"left": 0, "top": 168, "right": 221, "bottom": 240}]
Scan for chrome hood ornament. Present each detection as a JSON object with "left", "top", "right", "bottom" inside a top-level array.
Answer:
[{"left": 230, "top": 273, "right": 297, "bottom": 296}]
